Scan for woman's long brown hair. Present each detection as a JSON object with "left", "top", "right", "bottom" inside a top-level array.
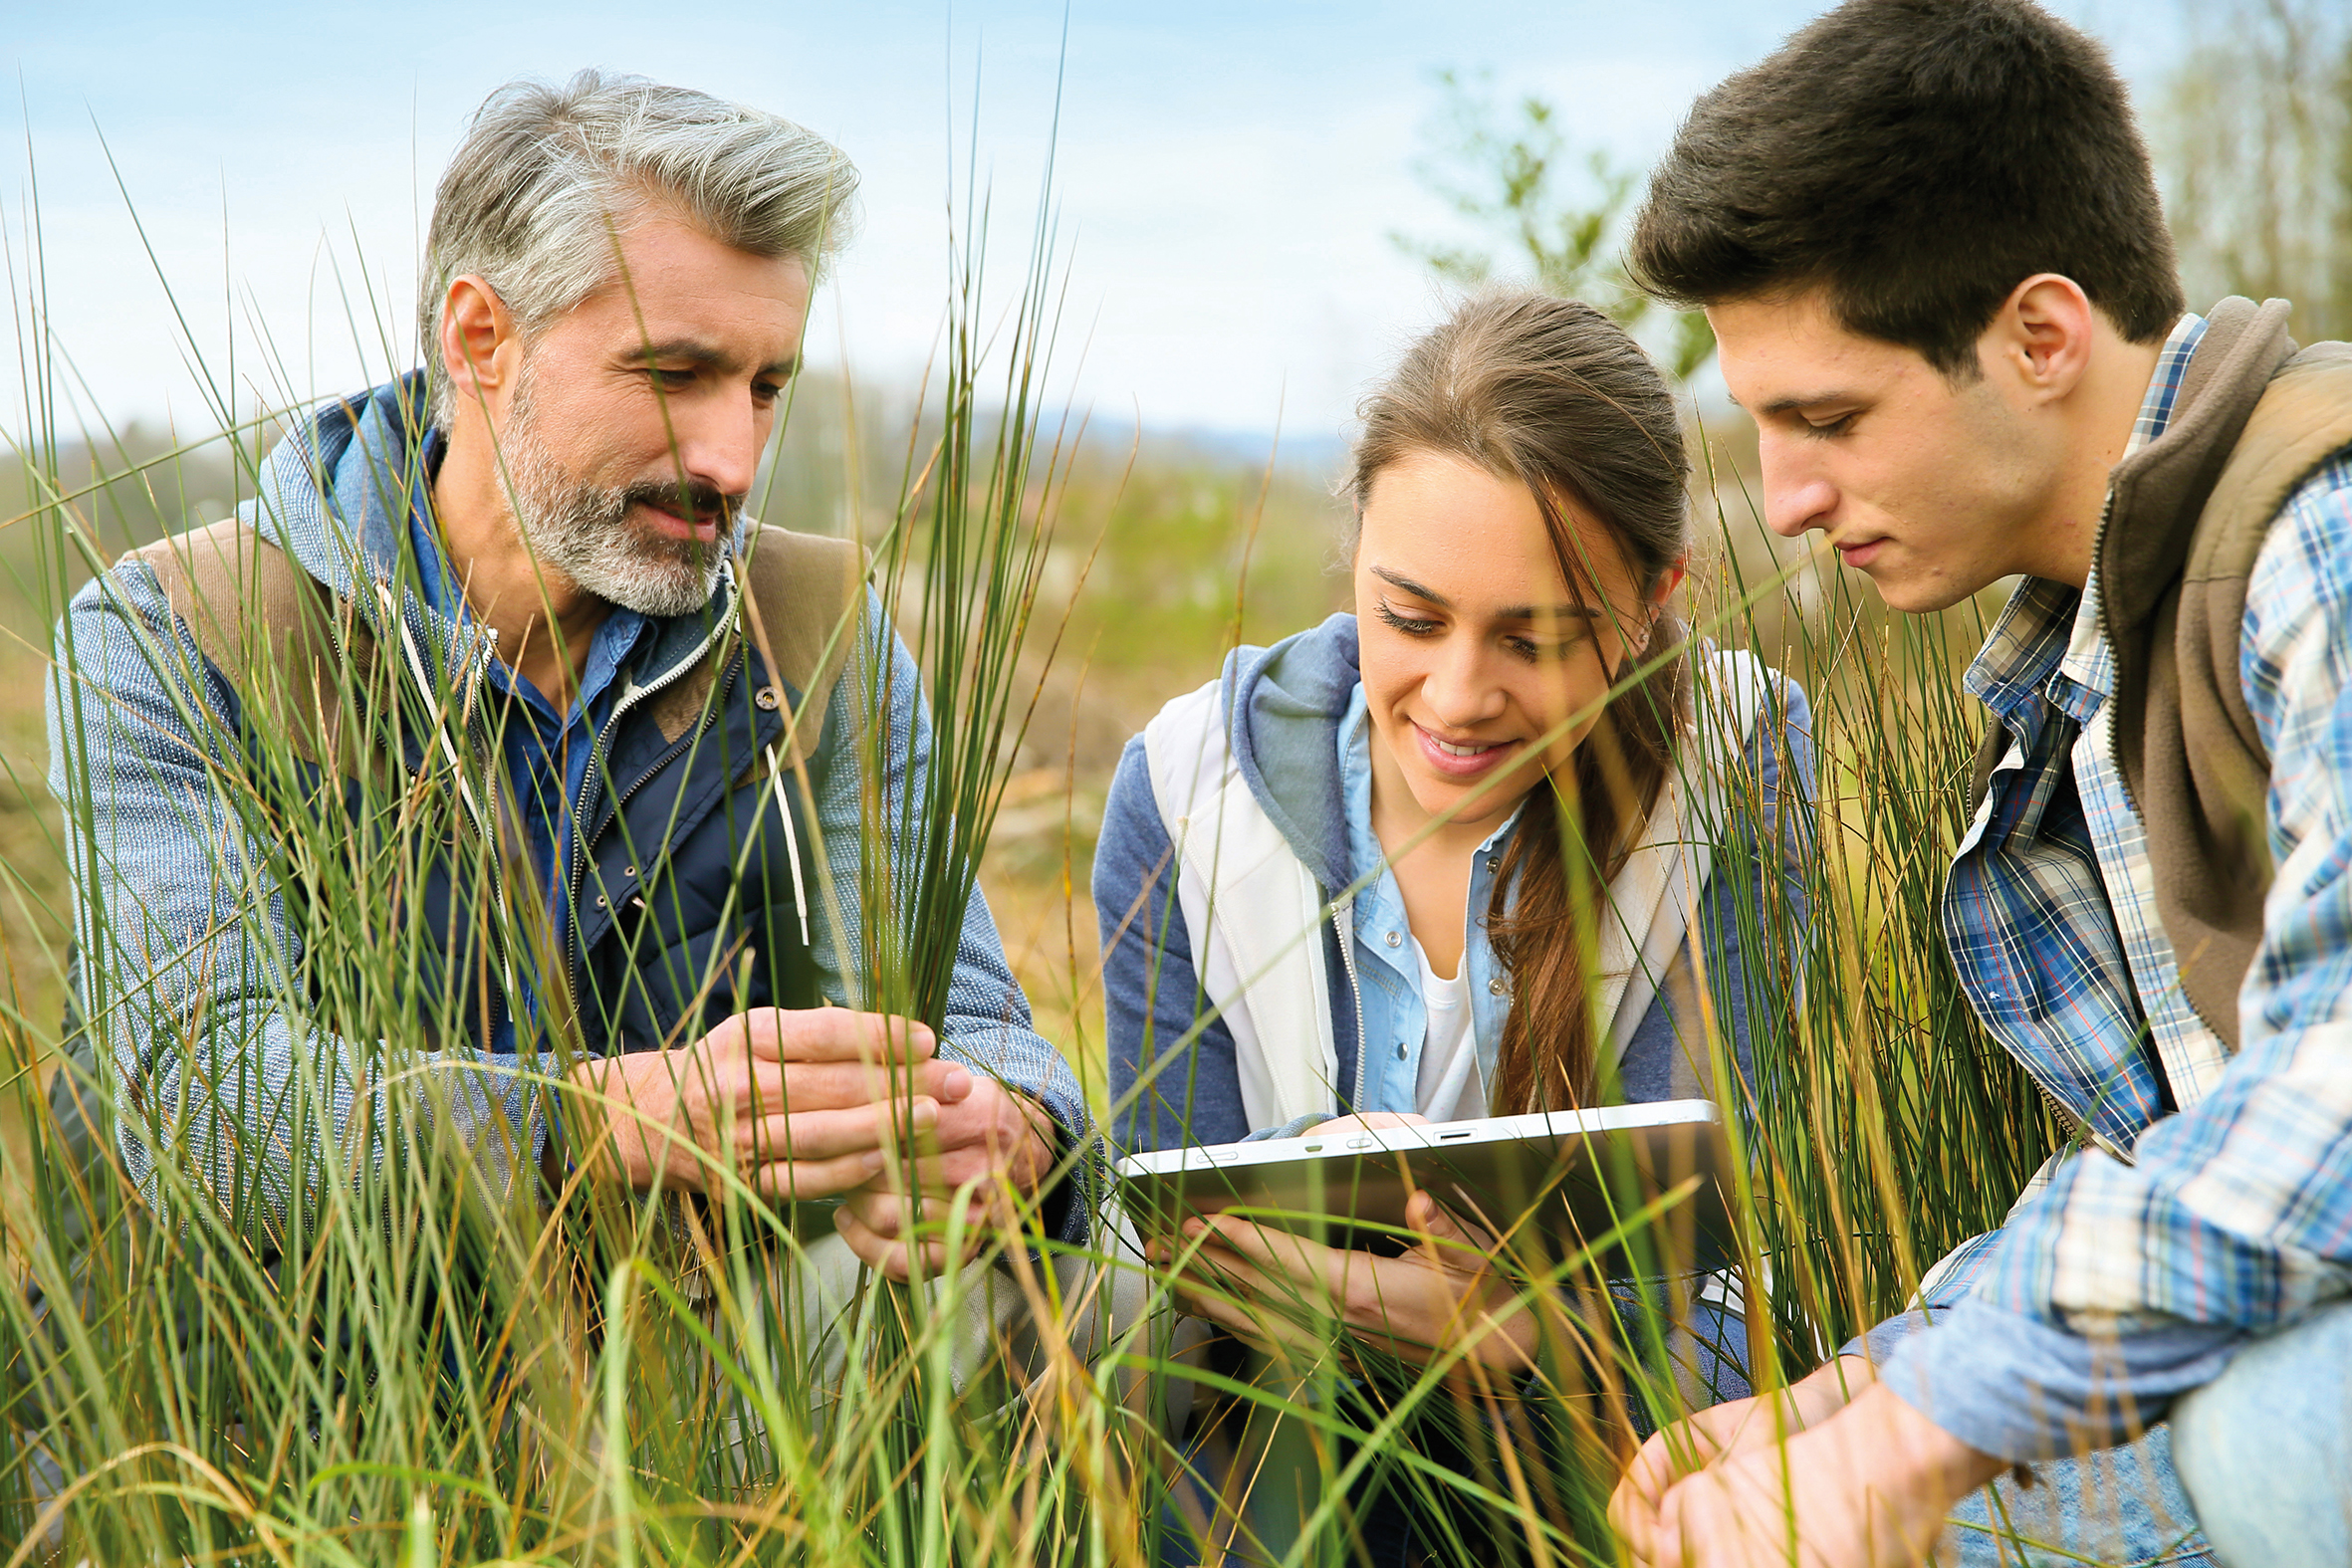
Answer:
[{"left": 1345, "top": 293, "right": 1692, "bottom": 1113}]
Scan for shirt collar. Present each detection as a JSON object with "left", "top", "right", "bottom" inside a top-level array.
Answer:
[
  {"left": 2052, "top": 313, "right": 2212, "bottom": 700},
  {"left": 2124, "top": 313, "right": 2209, "bottom": 459},
  {"left": 1966, "top": 575, "right": 2083, "bottom": 724}
]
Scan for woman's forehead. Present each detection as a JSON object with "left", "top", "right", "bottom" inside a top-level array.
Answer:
[{"left": 1357, "top": 452, "right": 1640, "bottom": 606}]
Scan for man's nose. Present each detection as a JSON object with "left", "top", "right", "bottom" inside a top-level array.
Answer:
[
  {"left": 1760, "top": 434, "right": 1836, "bottom": 540},
  {"left": 670, "top": 391, "right": 763, "bottom": 501}
]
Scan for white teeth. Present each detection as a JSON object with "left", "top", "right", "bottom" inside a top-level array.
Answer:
[{"left": 1429, "top": 735, "right": 1497, "bottom": 758}]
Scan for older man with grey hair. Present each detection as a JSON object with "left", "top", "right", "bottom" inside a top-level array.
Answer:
[{"left": 46, "top": 70, "right": 1093, "bottom": 1393}]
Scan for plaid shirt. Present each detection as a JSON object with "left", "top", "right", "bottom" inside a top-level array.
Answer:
[{"left": 1882, "top": 315, "right": 2352, "bottom": 1460}]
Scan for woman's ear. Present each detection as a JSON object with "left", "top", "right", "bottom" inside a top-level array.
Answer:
[
  {"left": 1634, "top": 558, "right": 1688, "bottom": 649},
  {"left": 1650, "top": 557, "right": 1689, "bottom": 606}
]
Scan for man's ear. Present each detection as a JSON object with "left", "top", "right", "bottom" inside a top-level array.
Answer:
[
  {"left": 438, "top": 276, "right": 520, "bottom": 418},
  {"left": 1985, "top": 274, "right": 2098, "bottom": 403}
]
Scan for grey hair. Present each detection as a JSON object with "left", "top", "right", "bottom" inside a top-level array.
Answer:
[{"left": 419, "top": 70, "right": 859, "bottom": 432}]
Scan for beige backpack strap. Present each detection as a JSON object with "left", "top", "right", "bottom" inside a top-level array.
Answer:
[
  {"left": 126, "top": 519, "right": 380, "bottom": 776},
  {"left": 730, "top": 523, "right": 865, "bottom": 770},
  {"left": 1142, "top": 678, "right": 1344, "bottom": 1130}
]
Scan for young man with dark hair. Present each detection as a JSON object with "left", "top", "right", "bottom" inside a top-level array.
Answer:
[{"left": 1610, "top": 2, "right": 2352, "bottom": 1564}]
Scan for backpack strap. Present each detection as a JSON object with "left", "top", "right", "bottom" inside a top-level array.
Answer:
[
  {"left": 125, "top": 518, "right": 381, "bottom": 777},
  {"left": 1597, "top": 647, "right": 1773, "bottom": 1066},
  {"left": 645, "top": 522, "right": 864, "bottom": 768}
]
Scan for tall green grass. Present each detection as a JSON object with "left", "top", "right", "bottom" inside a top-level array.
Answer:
[
  {"left": 0, "top": 154, "right": 2077, "bottom": 1568},
  {"left": 1694, "top": 479, "right": 2064, "bottom": 1375}
]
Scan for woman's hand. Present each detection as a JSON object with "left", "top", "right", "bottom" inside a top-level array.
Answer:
[{"left": 1159, "top": 1187, "right": 1538, "bottom": 1376}]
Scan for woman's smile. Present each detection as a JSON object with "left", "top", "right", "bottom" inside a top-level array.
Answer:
[{"left": 1411, "top": 720, "right": 1520, "bottom": 779}]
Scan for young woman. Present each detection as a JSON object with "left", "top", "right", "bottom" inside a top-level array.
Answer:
[{"left": 1093, "top": 292, "right": 1811, "bottom": 1549}]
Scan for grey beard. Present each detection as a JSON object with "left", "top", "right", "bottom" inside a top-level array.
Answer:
[{"left": 498, "top": 391, "right": 730, "bottom": 620}]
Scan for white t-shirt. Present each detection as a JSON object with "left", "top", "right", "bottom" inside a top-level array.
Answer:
[{"left": 1412, "top": 938, "right": 1487, "bottom": 1123}]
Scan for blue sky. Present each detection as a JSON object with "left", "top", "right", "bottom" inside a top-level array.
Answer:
[{"left": 4, "top": 0, "right": 2185, "bottom": 448}]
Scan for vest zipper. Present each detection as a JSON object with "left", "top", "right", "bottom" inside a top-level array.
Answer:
[
  {"left": 376, "top": 583, "right": 519, "bottom": 1033},
  {"left": 2031, "top": 1071, "right": 2115, "bottom": 1162},
  {"left": 2089, "top": 496, "right": 2123, "bottom": 749},
  {"left": 458, "top": 648, "right": 516, "bottom": 1034},
  {"left": 1332, "top": 895, "right": 1367, "bottom": 1113},
  {"left": 1977, "top": 1006, "right": 2132, "bottom": 1166}
]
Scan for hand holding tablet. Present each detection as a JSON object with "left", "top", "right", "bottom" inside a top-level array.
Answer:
[
  {"left": 1154, "top": 1171, "right": 1543, "bottom": 1374},
  {"left": 1118, "top": 1099, "right": 1735, "bottom": 1279}
]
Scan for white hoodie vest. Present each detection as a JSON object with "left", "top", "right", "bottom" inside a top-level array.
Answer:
[{"left": 1141, "top": 649, "right": 1772, "bottom": 1130}]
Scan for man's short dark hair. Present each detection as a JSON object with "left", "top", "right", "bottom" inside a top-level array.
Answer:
[{"left": 1630, "top": 0, "right": 2186, "bottom": 376}]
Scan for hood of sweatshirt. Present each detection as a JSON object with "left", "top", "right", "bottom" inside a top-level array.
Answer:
[{"left": 1217, "top": 610, "right": 1362, "bottom": 893}]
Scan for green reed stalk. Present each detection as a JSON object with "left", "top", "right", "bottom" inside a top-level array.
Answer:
[{"left": 1690, "top": 453, "right": 2064, "bottom": 1363}]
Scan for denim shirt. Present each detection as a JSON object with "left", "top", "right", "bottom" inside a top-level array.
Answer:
[
  {"left": 1336, "top": 685, "right": 1519, "bottom": 1115},
  {"left": 403, "top": 432, "right": 651, "bottom": 1048}
]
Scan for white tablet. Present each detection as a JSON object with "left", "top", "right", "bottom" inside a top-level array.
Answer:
[{"left": 1115, "top": 1099, "right": 1734, "bottom": 1273}]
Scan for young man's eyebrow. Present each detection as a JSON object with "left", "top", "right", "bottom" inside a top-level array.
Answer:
[
  {"left": 1756, "top": 389, "right": 1861, "bottom": 418},
  {"left": 1368, "top": 564, "right": 1598, "bottom": 619}
]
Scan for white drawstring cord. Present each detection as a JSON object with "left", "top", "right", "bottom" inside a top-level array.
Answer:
[
  {"left": 379, "top": 581, "right": 517, "bottom": 1004},
  {"left": 765, "top": 745, "right": 813, "bottom": 950},
  {"left": 379, "top": 581, "right": 492, "bottom": 841}
]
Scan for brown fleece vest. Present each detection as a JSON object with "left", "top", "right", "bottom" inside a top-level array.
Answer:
[{"left": 1968, "top": 297, "right": 2352, "bottom": 1053}]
